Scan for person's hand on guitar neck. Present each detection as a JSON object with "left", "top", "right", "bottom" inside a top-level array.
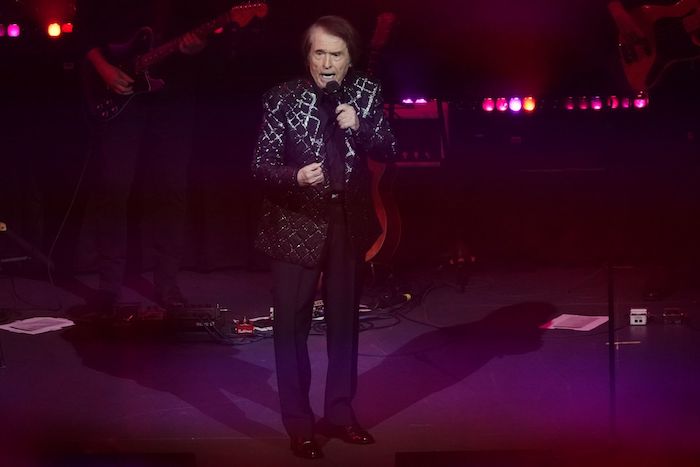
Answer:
[
  {"left": 178, "top": 32, "right": 207, "bottom": 55},
  {"left": 87, "top": 48, "right": 135, "bottom": 95}
]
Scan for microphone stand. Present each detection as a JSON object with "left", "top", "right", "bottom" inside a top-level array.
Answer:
[
  {"left": 0, "top": 221, "right": 54, "bottom": 271},
  {"left": 607, "top": 262, "right": 617, "bottom": 439},
  {"left": 0, "top": 221, "right": 56, "bottom": 369}
]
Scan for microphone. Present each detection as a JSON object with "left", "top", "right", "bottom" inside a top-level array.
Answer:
[
  {"left": 323, "top": 80, "right": 341, "bottom": 106},
  {"left": 322, "top": 81, "right": 343, "bottom": 134},
  {"left": 323, "top": 80, "right": 356, "bottom": 137}
]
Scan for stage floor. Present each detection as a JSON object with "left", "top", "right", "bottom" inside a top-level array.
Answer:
[{"left": 1, "top": 264, "right": 699, "bottom": 466}]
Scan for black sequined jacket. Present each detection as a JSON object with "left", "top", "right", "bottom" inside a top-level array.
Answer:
[{"left": 252, "top": 71, "right": 397, "bottom": 267}]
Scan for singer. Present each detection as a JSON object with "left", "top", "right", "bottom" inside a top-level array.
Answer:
[{"left": 251, "top": 15, "right": 396, "bottom": 459}]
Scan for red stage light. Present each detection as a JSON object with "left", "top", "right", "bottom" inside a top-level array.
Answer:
[
  {"left": 495, "top": 97, "right": 508, "bottom": 112},
  {"left": 591, "top": 96, "right": 603, "bottom": 110},
  {"left": 634, "top": 93, "right": 649, "bottom": 109},
  {"left": 607, "top": 96, "right": 619, "bottom": 109},
  {"left": 482, "top": 98, "right": 495, "bottom": 112},
  {"left": 578, "top": 97, "right": 589, "bottom": 110},
  {"left": 564, "top": 97, "right": 575, "bottom": 111},
  {"left": 61, "top": 23, "right": 73, "bottom": 33}
]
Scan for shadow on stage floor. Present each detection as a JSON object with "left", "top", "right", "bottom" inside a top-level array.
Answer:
[{"left": 1, "top": 263, "right": 699, "bottom": 466}]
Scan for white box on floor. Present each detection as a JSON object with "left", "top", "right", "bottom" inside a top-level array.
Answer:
[{"left": 630, "top": 308, "right": 648, "bottom": 326}]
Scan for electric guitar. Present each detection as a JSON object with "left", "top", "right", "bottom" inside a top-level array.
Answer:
[
  {"left": 82, "top": 2, "right": 268, "bottom": 122},
  {"left": 610, "top": 0, "right": 700, "bottom": 91}
]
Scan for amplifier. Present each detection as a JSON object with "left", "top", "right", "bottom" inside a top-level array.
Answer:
[{"left": 387, "top": 99, "right": 449, "bottom": 167}]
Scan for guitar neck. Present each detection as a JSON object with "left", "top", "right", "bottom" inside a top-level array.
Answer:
[
  {"left": 135, "top": 12, "right": 230, "bottom": 72},
  {"left": 367, "top": 12, "right": 396, "bottom": 77},
  {"left": 367, "top": 48, "right": 382, "bottom": 76}
]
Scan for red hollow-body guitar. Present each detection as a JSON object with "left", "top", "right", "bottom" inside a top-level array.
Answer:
[
  {"left": 82, "top": 2, "right": 268, "bottom": 122},
  {"left": 364, "top": 12, "right": 401, "bottom": 264},
  {"left": 610, "top": 0, "right": 700, "bottom": 91}
]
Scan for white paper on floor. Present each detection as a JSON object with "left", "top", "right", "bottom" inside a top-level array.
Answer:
[
  {"left": 0, "top": 317, "right": 75, "bottom": 335},
  {"left": 540, "top": 313, "right": 608, "bottom": 331}
]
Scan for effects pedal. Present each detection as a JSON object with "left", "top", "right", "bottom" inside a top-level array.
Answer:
[
  {"left": 629, "top": 308, "right": 648, "bottom": 326},
  {"left": 234, "top": 317, "right": 255, "bottom": 334},
  {"left": 662, "top": 307, "right": 687, "bottom": 325}
]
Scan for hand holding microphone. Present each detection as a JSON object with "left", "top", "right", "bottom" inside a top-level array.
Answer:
[
  {"left": 324, "top": 81, "right": 360, "bottom": 131},
  {"left": 335, "top": 104, "right": 359, "bottom": 131}
]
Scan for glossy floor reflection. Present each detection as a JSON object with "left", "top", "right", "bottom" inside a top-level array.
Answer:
[{"left": 1, "top": 264, "right": 698, "bottom": 466}]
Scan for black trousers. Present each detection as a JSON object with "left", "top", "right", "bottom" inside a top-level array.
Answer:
[
  {"left": 271, "top": 203, "right": 362, "bottom": 437},
  {"left": 84, "top": 93, "right": 194, "bottom": 295}
]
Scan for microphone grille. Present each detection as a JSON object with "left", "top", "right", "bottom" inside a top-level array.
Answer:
[{"left": 324, "top": 81, "right": 340, "bottom": 93}]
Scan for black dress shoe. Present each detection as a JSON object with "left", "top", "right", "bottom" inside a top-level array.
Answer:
[
  {"left": 290, "top": 437, "right": 324, "bottom": 459},
  {"left": 319, "top": 423, "right": 375, "bottom": 445}
]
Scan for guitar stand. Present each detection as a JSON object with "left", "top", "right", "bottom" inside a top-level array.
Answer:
[
  {"left": 365, "top": 261, "right": 409, "bottom": 310},
  {"left": 445, "top": 252, "right": 476, "bottom": 294},
  {"left": 366, "top": 261, "right": 394, "bottom": 289},
  {"left": 606, "top": 262, "right": 617, "bottom": 439},
  {"left": 435, "top": 237, "right": 476, "bottom": 294}
]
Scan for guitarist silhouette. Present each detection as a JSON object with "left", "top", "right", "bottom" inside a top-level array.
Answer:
[
  {"left": 609, "top": 0, "right": 700, "bottom": 92},
  {"left": 608, "top": 0, "right": 700, "bottom": 300},
  {"left": 75, "top": 1, "right": 265, "bottom": 315}
]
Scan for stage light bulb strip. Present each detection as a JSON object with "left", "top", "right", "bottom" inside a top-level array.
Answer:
[
  {"left": 0, "top": 20, "right": 74, "bottom": 40},
  {"left": 478, "top": 93, "right": 649, "bottom": 113}
]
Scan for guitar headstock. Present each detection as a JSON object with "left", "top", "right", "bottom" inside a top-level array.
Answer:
[
  {"left": 228, "top": 2, "right": 269, "bottom": 28},
  {"left": 370, "top": 12, "right": 397, "bottom": 51}
]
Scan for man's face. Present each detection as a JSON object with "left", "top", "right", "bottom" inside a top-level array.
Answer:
[{"left": 307, "top": 26, "right": 351, "bottom": 89}]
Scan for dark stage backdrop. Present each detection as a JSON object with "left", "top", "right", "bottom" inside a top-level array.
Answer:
[{"left": 2, "top": 0, "right": 700, "bottom": 273}]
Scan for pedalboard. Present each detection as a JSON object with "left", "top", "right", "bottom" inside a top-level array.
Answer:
[
  {"left": 105, "top": 303, "right": 225, "bottom": 330},
  {"left": 629, "top": 306, "right": 690, "bottom": 326}
]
